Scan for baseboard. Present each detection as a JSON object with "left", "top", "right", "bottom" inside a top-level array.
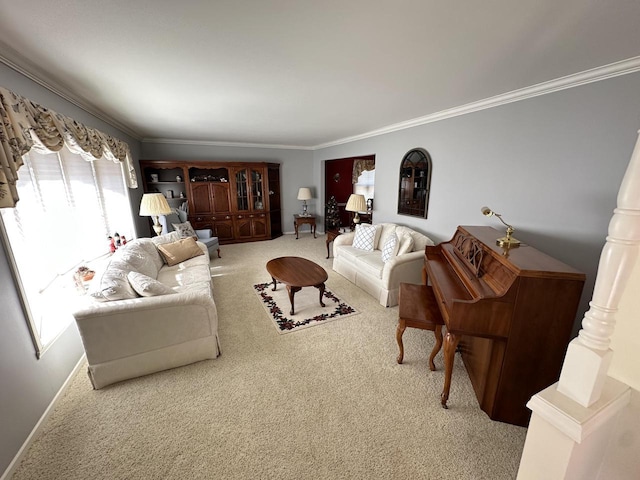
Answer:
[{"left": 0, "top": 354, "right": 86, "bottom": 480}]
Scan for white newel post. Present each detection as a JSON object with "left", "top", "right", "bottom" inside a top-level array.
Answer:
[
  {"left": 557, "top": 129, "right": 640, "bottom": 406},
  {"left": 518, "top": 131, "right": 639, "bottom": 479}
]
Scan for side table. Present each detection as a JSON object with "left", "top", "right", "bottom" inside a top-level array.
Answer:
[
  {"left": 293, "top": 214, "right": 316, "bottom": 239},
  {"left": 326, "top": 229, "right": 341, "bottom": 258}
]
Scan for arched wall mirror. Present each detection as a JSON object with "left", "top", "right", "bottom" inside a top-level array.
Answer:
[{"left": 397, "top": 148, "right": 432, "bottom": 218}]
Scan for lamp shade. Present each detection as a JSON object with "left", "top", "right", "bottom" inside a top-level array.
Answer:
[
  {"left": 345, "top": 194, "right": 366, "bottom": 213},
  {"left": 297, "top": 187, "right": 312, "bottom": 201},
  {"left": 139, "top": 193, "right": 172, "bottom": 216}
]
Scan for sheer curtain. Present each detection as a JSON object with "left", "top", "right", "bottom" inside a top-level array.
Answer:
[{"left": 1, "top": 145, "right": 135, "bottom": 355}]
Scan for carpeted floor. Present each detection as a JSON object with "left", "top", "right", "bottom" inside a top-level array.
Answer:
[{"left": 12, "top": 233, "right": 527, "bottom": 480}]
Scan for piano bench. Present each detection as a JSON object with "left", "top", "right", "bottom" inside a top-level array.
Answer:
[{"left": 397, "top": 283, "right": 444, "bottom": 370}]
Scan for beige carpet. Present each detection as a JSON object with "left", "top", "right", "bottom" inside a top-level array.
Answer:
[{"left": 12, "top": 234, "right": 527, "bottom": 480}]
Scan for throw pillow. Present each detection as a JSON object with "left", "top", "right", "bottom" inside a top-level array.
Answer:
[
  {"left": 397, "top": 234, "right": 415, "bottom": 255},
  {"left": 352, "top": 223, "right": 378, "bottom": 251},
  {"left": 127, "top": 271, "right": 175, "bottom": 297},
  {"left": 157, "top": 237, "right": 205, "bottom": 266},
  {"left": 381, "top": 233, "right": 400, "bottom": 263},
  {"left": 172, "top": 221, "right": 198, "bottom": 240}
]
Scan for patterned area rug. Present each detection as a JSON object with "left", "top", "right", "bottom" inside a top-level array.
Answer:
[{"left": 253, "top": 281, "right": 359, "bottom": 334}]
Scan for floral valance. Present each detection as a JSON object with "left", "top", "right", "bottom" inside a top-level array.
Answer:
[
  {"left": 0, "top": 86, "right": 137, "bottom": 208},
  {"left": 352, "top": 158, "right": 375, "bottom": 184}
]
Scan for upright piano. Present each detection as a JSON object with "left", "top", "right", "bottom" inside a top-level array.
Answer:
[{"left": 424, "top": 226, "right": 585, "bottom": 426}]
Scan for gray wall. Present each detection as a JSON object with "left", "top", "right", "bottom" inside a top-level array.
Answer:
[
  {"left": 140, "top": 142, "right": 314, "bottom": 233},
  {"left": 0, "top": 63, "right": 142, "bottom": 475},
  {"left": 314, "top": 72, "right": 640, "bottom": 335}
]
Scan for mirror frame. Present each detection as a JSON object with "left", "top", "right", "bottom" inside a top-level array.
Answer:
[{"left": 397, "top": 148, "right": 432, "bottom": 218}]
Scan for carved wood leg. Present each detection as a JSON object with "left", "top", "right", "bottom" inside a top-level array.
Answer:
[
  {"left": 396, "top": 320, "right": 406, "bottom": 364},
  {"left": 216, "top": 248, "right": 221, "bottom": 258},
  {"left": 315, "top": 283, "right": 326, "bottom": 307},
  {"left": 271, "top": 277, "right": 277, "bottom": 291},
  {"left": 441, "top": 332, "right": 461, "bottom": 409},
  {"left": 287, "top": 286, "right": 301, "bottom": 315},
  {"left": 429, "top": 324, "right": 443, "bottom": 371},
  {"left": 295, "top": 222, "right": 299, "bottom": 239}
]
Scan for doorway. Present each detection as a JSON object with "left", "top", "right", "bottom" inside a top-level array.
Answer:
[{"left": 325, "top": 155, "right": 375, "bottom": 230}]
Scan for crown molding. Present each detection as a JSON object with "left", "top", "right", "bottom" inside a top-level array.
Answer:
[
  {"left": 142, "top": 137, "right": 314, "bottom": 151},
  {"left": 0, "top": 47, "right": 142, "bottom": 141},
  {"left": 3, "top": 45, "right": 639, "bottom": 152},
  {"left": 313, "top": 56, "right": 640, "bottom": 150}
]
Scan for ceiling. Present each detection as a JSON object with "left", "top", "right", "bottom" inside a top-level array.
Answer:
[{"left": 1, "top": 1, "right": 639, "bottom": 148}]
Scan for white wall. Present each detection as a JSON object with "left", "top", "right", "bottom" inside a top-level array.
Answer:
[
  {"left": 140, "top": 142, "right": 314, "bottom": 234},
  {"left": 314, "top": 72, "right": 640, "bottom": 335}
]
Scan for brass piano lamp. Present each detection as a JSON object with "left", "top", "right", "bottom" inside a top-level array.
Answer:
[{"left": 481, "top": 206, "right": 521, "bottom": 248}]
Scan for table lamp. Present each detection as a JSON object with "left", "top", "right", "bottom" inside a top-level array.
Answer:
[
  {"left": 481, "top": 206, "right": 521, "bottom": 248},
  {"left": 346, "top": 194, "right": 367, "bottom": 224},
  {"left": 297, "top": 187, "right": 312, "bottom": 216},
  {"left": 140, "top": 193, "right": 172, "bottom": 236}
]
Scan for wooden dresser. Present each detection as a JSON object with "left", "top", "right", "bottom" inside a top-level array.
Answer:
[{"left": 140, "top": 160, "right": 282, "bottom": 244}]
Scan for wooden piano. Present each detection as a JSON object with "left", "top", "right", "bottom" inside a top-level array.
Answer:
[{"left": 424, "top": 226, "right": 585, "bottom": 427}]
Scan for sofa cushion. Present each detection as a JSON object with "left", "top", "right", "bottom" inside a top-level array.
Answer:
[
  {"left": 157, "top": 237, "right": 205, "bottom": 266},
  {"left": 88, "top": 256, "right": 138, "bottom": 302},
  {"left": 151, "top": 231, "right": 181, "bottom": 246},
  {"left": 357, "top": 252, "right": 385, "bottom": 279},
  {"left": 352, "top": 223, "right": 379, "bottom": 251},
  {"left": 396, "top": 226, "right": 433, "bottom": 252},
  {"left": 397, "top": 234, "right": 415, "bottom": 255},
  {"left": 127, "top": 271, "right": 175, "bottom": 297},
  {"left": 377, "top": 224, "right": 397, "bottom": 250},
  {"left": 116, "top": 240, "right": 162, "bottom": 279},
  {"left": 157, "top": 263, "right": 212, "bottom": 288},
  {"left": 172, "top": 221, "right": 198, "bottom": 240},
  {"left": 381, "top": 233, "right": 399, "bottom": 263}
]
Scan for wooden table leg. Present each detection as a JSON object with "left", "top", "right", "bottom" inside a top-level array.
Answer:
[
  {"left": 287, "top": 285, "right": 301, "bottom": 315},
  {"left": 313, "top": 223, "right": 316, "bottom": 238},
  {"left": 295, "top": 221, "right": 299, "bottom": 239},
  {"left": 315, "top": 283, "right": 326, "bottom": 307},
  {"left": 441, "top": 332, "right": 460, "bottom": 409},
  {"left": 396, "top": 320, "right": 406, "bottom": 364},
  {"left": 271, "top": 277, "right": 277, "bottom": 291},
  {"left": 429, "top": 325, "right": 443, "bottom": 371}
]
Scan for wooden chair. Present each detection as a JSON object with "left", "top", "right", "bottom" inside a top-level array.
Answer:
[{"left": 396, "top": 282, "right": 444, "bottom": 370}]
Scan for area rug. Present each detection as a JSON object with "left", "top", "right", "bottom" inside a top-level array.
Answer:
[{"left": 253, "top": 281, "right": 359, "bottom": 333}]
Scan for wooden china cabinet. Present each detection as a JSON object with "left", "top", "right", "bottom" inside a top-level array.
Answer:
[{"left": 139, "top": 160, "right": 282, "bottom": 244}]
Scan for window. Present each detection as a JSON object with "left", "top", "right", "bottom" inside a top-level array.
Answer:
[
  {"left": 354, "top": 169, "right": 375, "bottom": 201},
  {"left": 0, "top": 145, "right": 135, "bottom": 357}
]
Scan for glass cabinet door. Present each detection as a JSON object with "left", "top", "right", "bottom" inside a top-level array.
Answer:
[
  {"left": 235, "top": 168, "right": 249, "bottom": 211},
  {"left": 397, "top": 148, "right": 432, "bottom": 218},
  {"left": 251, "top": 169, "right": 264, "bottom": 210}
]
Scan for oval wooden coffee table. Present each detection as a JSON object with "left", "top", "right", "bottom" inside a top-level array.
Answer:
[{"left": 266, "top": 256, "right": 328, "bottom": 315}]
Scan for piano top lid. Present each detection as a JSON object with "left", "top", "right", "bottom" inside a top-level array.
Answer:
[{"left": 457, "top": 226, "right": 586, "bottom": 280}]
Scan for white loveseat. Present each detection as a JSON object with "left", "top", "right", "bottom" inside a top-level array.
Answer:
[
  {"left": 72, "top": 232, "right": 220, "bottom": 389},
  {"left": 332, "top": 223, "right": 435, "bottom": 307}
]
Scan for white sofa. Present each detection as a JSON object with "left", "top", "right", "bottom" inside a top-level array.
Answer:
[
  {"left": 332, "top": 223, "right": 435, "bottom": 307},
  {"left": 72, "top": 232, "right": 220, "bottom": 389}
]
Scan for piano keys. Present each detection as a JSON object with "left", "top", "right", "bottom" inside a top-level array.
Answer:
[{"left": 424, "top": 226, "right": 585, "bottom": 427}]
